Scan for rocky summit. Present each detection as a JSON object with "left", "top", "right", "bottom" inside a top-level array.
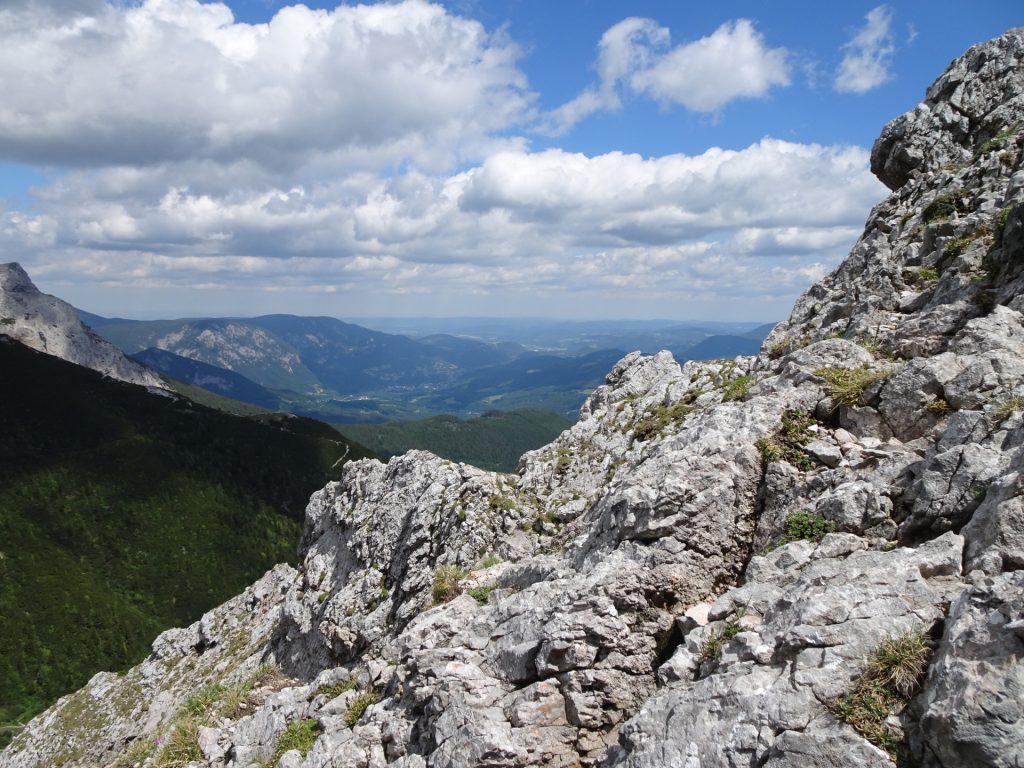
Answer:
[
  {"left": 0, "top": 263, "right": 165, "bottom": 390},
  {"left": 5, "top": 30, "right": 1024, "bottom": 768}
]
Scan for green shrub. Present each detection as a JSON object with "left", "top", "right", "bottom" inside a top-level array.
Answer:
[
  {"left": 431, "top": 565, "right": 468, "bottom": 604},
  {"left": 815, "top": 366, "right": 888, "bottom": 407},
  {"left": 829, "top": 632, "right": 931, "bottom": 761},
  {"left": 918, "top": 266, "right": 939, "bottom": 282},
  {"left": 343, "top": 693, "right": 379, "bottom": 729},
  {"left": 722, "top": 375, "right": 754, "bottom": 402},
  {"left": 271, "top": 718, "right": 319, "bottom": 764},
  {"left": 926, "top": 398, "right": 951, "bottom": 416},
  {"left": 779, "top": 511, "right": 834, "bottom": 548},
  {"left": 921, "top": 194, "right": 955, "bottom": 223},
  {"left": 467, "top": 585, "right": 497, "bottom": 604}
]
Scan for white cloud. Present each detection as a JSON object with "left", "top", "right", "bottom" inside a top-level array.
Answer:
[
  {"left": 834, "top": 6, "right": 895, "bottom": 94},
  {"left": 631, "top": 19, "right": 790, "bottom": 112},
  {"left": 542, "top": 17, "right": 789, "bottom": 132},
  {"left": 0, "top": 0, "right": 532, "bottom": 171},
  {"left": 538, "top": 17, "right": 668, "bottom": 135},
  {"left": 8, "top": 138, "right": 886, "bottom": 319}
]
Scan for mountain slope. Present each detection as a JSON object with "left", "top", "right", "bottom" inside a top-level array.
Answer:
[
  {"left": 7, "top": 30, "right": 1024, "bottom": 768},
  {"left": 132, "top": 347, "right": 281, "bottom": 409},
  {"left": 0, "top": 337, "right": 374, "bottom": 734},
  {"left": 0, "top": 263, "right": 164, "bottom": 388}
]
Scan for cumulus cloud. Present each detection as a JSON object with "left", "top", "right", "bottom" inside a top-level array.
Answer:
[
  {"left": 0, "top": 0, "right": 531, "bottom": 171},
  {"left": 541, "top": 17, "right": 789, "bottom": 133},
  {"left": 538, "top": 18, "right": 669, "bottom": 134},
  {"left": 834, "top": 6, "right": 895, "bottom": 94},
  {"left": 631, "top": 20, "right": 790, "bottom": 111}
]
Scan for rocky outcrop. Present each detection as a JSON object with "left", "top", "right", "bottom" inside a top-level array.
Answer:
[
  {"left": 6, "top": 29, "right": 1024, "bottom": 768},
  {"left": 0, "top": 262, "right": 165, "bottom": 389}
]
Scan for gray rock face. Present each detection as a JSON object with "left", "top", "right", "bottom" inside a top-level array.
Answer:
[
  {"left": 0, "top": 261, "right": 165, "bottom": 388},
  {"left": 7, "top": 28, "right": 1024, "bottom": 768}
]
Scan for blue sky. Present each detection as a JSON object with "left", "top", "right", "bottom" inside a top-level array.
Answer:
[{"left": 0, "top": 0, "right": 1019, "bottom": 321}]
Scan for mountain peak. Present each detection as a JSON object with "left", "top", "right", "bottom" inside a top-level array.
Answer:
[
  {"left": 0, "top": 261, "right": 36, "bottom": 292},
  {"left": 0, "top": 263, "right": 166, "bottom": 389},
  {"left": 871, "top": 28, "right": 1024, "bottom": 189}
]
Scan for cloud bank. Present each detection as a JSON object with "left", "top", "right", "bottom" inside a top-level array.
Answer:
[
  {"left": 0, "top": 0, "right": 531, "bottom": 171},
  {"left": 0, "top": 1, "right": 888, "bottom": 319}
]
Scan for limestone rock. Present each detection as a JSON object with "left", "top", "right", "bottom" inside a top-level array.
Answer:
[{"left": 0, "top": 262, "right": 165, "bottom": 389}]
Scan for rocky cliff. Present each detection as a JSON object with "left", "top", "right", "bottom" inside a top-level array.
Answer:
[
  {"left": 0, "top": 263, "right": 165, "bottom": 389},
  {"left": 5, "top": 30, "right": 1024, "bottom": 768}
]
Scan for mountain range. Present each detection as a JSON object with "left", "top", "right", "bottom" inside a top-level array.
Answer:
[{"left": 85, "top": 312, "right": 771, "bottom": 422}]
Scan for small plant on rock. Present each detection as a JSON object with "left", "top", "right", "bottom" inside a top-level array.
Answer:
[
  {"left": 270, "top": 718, "right": 319, "bottom": 764},
  {"left": 344, "top": 692, "right": 380, "bottom": 729},
  {"left": 722, "top": 375, "right": 754, "bottom": 402},
  {"left": 815, "top": 366, "right": 889, "bottom": 407},
  {"left": 700, "top": 605, "right": 748, "bottom": 662},
  {"left": 467, "top": 585, "right": 497, "bottom": 604},
  {"left": 431, "top": 564, "right": 468, "bottom": 604},
  {"left": 921, "top": 193, "right": 956, "bottom": 223},
  {"left": 313, "top": 677, "right": 356, "bottom": 700},
  {"left": 756, "top": 410, "right": 816, "bottom": 471},
  {"left": 992, "top": 395, "right": 1024, "bottom": 423},
  {"left": 632, "top": 401, "right": 694, "bottom": 443},
  {"left": 477, "top": 552, "right": 502, "bottom": 569},
  {"left": 926, "top": 397, "right": 951, "bottom": 416},
  {"left": 829, "top": 631, "right": 931, "bottom": 761}
]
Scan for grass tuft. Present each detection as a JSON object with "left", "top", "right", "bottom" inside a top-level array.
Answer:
[
  {"left": 722, "top": 375, "right": 754, "bottom": 403},
  {"left": 343, "top": 693, "right": 380, "bottom": 729},
  {"left": 153, "top": 716, "right": 201, "bottom": 767},
  {"left": 632, "top": 401, "right": 693, "bottom": 443},
  {"left": 992, "top": 395, "right": 1024, "bottom": 423},
  {"left": 829, "top": 632, "right": 931, "bottom": 761},
  {"left": 815, "top": 366, "right": 889, "bottom": 407},
  {"left": 756, "top": 410, "right": 816, "bottom": 471},
  {"left": 270, "top": 718, "right": 319, "bottom": 764},
  {"left": 431, "top": 565, "right": 468, "bottom": 605},
  {"left": 314, "top": 677, "right": 357, "bottom": 700}
]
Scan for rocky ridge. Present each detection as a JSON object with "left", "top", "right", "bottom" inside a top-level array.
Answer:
[
  {"left": 5, "top": 30, "right": 1024, "bottom": 768},
  {"left": 0, "top": 263, "right": 165, "bottom": 389}
]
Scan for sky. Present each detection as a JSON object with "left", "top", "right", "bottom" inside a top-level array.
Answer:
[{"left": 0, "top": 1, "right": 1019, "bottom": 321}]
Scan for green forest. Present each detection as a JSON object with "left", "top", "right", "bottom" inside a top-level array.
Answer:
[
  {"left": 339, "top": 409, "right": 571, "bottom": 472},
  {"left": 0, "top": 340, "right": 374, "bottom": 738}
]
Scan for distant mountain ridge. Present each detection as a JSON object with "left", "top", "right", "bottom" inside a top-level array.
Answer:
[{"left": 85, "top": 311, "right": 773, "bottom": 421}]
